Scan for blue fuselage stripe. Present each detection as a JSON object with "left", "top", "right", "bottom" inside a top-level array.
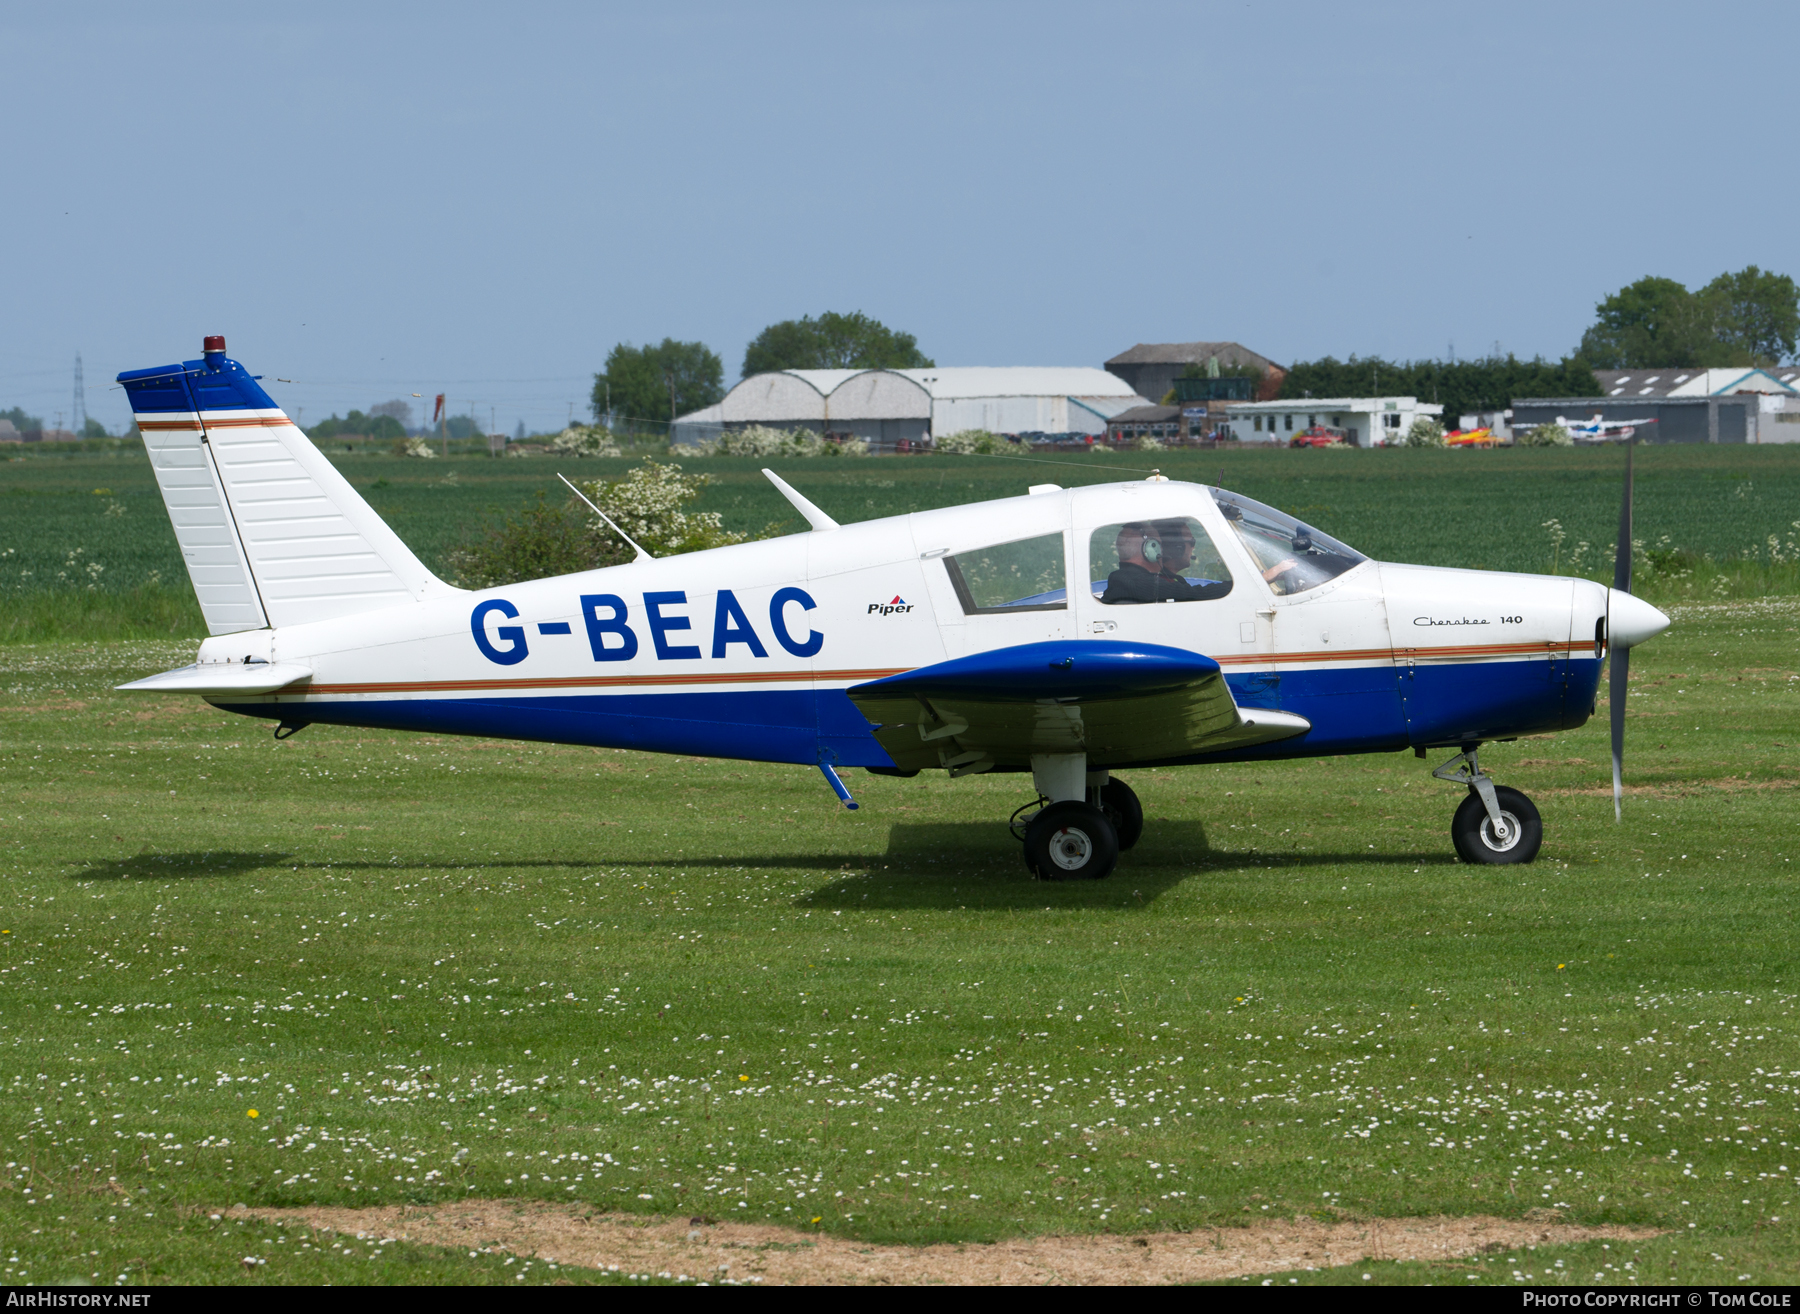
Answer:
[{"left": 215, "top": 657, "right": 1602, "bottom": 769}]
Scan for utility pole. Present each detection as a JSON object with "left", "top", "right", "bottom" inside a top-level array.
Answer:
[{"left": 72, "top": 353, "right": 86, "bottom": 437}]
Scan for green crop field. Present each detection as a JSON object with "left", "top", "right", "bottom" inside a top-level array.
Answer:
[
  {"left": 5, "top": 441, "right": 1800, "bottom": 641},
  {"left": 3, "top": 439, "right": 1800, "bottom": 1284},
  {"left": 1, "top": 589, "right": 1798, "bottom": 1284}
]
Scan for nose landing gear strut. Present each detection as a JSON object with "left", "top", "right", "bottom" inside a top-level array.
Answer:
[{"left": 1432, "top": 745, "right": 1543, "bottom": 864}]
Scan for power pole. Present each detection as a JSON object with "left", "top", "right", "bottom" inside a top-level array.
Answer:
[{"left": 72, "top": 353, "right": 87, "bottom": 436}]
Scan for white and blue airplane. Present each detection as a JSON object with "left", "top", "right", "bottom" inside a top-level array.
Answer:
[{"left": 116, "top": 338, "right": 1671, "bottom": 880}]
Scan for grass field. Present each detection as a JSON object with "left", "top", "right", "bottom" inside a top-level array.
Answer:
[
  {"left": 5, "top": 441, "right": 1800, "bottom": 640},
  {"left": 1, "top": 590, "right": 1797, "bottom": 1284}
]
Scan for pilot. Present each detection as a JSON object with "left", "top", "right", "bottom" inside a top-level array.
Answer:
[
  {"left": 1149, "top": 518, "right": 1230, "bottom": 600},
  {"left": 1102, "top": 522, "right": 1227, "bottom": 604}
]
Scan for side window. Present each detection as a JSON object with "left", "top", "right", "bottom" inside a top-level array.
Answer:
[
  {"left": 1089, "top": 517, "right": 1233, "bottom": 605},
  {"left": 944, "top": 533, "right": 1067, "bottom": 613}
]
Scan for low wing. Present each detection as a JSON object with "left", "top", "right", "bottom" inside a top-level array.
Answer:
[
  {"left": 116, "top": 662, "right": 313, "bottom": 695},
  {"left": 847, "top": 640, "right": 1308, "bottom": 774}
]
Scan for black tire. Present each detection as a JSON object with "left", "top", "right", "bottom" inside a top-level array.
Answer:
[
  {"left": 1097, "top": 777, "right": 1144, "bottom": 852},
  {"left": 1023, "top": 802, "right": 1119, "bottom": 881},
  {"left": 1451, "top": 785, "right": 1542, "bottom": 865}
]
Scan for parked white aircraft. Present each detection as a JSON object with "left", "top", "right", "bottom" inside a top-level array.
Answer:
[
  {"left": 1559, "top": 413, "right": 1658, "bottom": 444},
  {"left": 116, "top": 339, "right": 1671, "bottom": 879}
]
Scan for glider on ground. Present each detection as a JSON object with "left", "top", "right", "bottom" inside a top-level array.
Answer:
[{"left": 116, "top": 338, "right": 1671, "bottom": 880}]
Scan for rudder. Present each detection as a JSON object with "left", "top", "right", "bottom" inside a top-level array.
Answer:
[{"left": 121, "top": 336, "right": 455, "bottom": 636}]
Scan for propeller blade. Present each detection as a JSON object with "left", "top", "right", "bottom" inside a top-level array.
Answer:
[
  {"left": 1611, "top": 643, "right": 1629, "bottom": 822},
  {"left": 1611, "top": 435, "right": 1635, "bottom": 820}
]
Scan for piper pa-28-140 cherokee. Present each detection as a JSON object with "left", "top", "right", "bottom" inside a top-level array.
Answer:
[{"left": 115, "top": 338, "right": 1671, "bottom": 881}]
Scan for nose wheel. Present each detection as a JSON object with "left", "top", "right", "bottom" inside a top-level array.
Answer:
[{"left": 1432, "top": 747, "right": 1543, "bottom": 865}]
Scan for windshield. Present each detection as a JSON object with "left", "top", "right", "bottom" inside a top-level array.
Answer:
[{"left": 1210, "top": 488, "right": 1367, "bottom": 595}]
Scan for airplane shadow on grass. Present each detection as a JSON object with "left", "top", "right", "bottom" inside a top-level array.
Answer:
[
  {"left": 72, "top": 850, "right": 296, "bottom": 881},
  {"left": 795, "top": 821, "right": 1457, "bottom": 911}
]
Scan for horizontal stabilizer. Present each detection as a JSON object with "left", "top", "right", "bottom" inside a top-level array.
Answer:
[
  {"left": 116, "top": 662, "right": 313, "bottom": 695},
  {"left": 848, "top": 640, "right": 1309, "bottom": 770}
]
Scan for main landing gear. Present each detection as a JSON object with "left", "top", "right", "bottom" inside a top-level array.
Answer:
[
  {"left": 1015, "top": 755, "right": 1139, "bottom": 881},
  {"left": 1432, "top": 746, "right": 1543, "bottom": 865}
]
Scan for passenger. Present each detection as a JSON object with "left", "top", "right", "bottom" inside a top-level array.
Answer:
[{"left": 1102, "top": 523, "right": 1211, "bottom": 604}]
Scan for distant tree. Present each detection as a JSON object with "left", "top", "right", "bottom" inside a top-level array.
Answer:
[
  {"left": 309, "top": 410, "right": 407, "bottom": 442},
  {"left": 369, "top": 398, "right": 414, "bottom": 429},
  {"left": 1280, "top": 354, "right": 1598, "bottom": 415},
  {"left": 1577, "top": 276, "right": 1715, "bottom": 369},
  {"left": 445, "top": 414, "right": 483, "bottom": 441},
  {"left": 80, "top": 418, "right": 109, "bottom": 439},
  {"left": 1700, "top": 265, "right": 1800, "bottom": 365},
  {"left": 741, "top": 311, "right": 934, "bottom": 377},
  {"left": 1, "top": 406, "right": 43, "bottom": 432},
  {"left": 1576, "top": 267, "right": 1799, "bottom": 368},
  {"left": 592, "top": 339, "right": 725, "bottom": 428}
]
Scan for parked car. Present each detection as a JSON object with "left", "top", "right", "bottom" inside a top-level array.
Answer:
[{"left": 1290, "top": 425, "right": 1350, "bottom": 448}]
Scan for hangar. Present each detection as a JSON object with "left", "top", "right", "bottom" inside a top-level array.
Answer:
[{"left": 673, "top": 367, "right": 1150, "bottom": 448}]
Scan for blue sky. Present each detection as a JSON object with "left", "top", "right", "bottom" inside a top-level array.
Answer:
[{"left": 3, "top": 0, "right": 1792, "bottom": 434}]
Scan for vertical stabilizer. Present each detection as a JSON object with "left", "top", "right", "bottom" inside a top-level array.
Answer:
[{"left": 121, "top": 338, "right": 456, "bottom": 635}]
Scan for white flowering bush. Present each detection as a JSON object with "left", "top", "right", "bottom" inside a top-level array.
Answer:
[
  {"left": 574, "top": 461, "right": 747, "bottom": 561},
  {"left": 935, "top": 429, "right": 1008, "bottom": 455},
  {"left": 1403, "top": 418, "right": 1447, "bottom": 448},
  {"left": 549, "top": 425, "right": 622, "bottom": 458},
  {"left": 402, "top": 437, "right": 437, "bottom": 459},
  {"left": 696, "top": 425, "right": 867, "bottom": 458},
  {"left": 449, "top": 460, "right": 755, "bottom": 587},
  {"left": 1132, "top": 432, "right": 1165, "bottom": 452},
  {"left": 1520, "top": 423, "right": 1573, "bottom": 447}
]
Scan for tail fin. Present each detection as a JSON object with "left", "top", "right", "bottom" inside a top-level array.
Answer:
[{"left": 120, "top": 337, "right": 455, "bottom": 636}]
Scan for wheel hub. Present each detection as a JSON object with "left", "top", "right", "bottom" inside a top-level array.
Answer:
[
  {"left": 1048, "top": 826, "right": 1094, "bottom": 871},
  {"left": 1479, "top": 811, "right": 1522, "bottom": 852}
]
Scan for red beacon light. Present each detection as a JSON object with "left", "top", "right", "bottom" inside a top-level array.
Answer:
[{"left": 202, "top": 335, "right": 227, "bottom": 363}]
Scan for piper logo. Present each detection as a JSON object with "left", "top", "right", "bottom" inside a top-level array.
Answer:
[{"left": 868, "top": 595, "right": 915, "bottom": 616}]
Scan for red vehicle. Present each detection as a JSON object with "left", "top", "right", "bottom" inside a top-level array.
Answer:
[{"left": 1290, "top": 424, "right": 1350, "bottom": 448}]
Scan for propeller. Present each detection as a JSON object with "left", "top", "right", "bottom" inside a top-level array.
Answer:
[{"left": 1610, "top": 436, "right": 1634, "bottom": 821}]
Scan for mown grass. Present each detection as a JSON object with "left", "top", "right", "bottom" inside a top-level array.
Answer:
[
  {"left": 5, "top": 444, "right": 1800, "bottom": 642},
  {"left": 1, "top": 600, "right": 1797, "bottom": 1285}
]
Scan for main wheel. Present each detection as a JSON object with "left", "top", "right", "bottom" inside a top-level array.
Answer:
[
  {"left": 1451, "top": 785, "right": 1542, "bottom": 865},
  {"left": 1023, "top": 802, "right": 1119, "bottom": 881},
  {"left": 1097, "top": 777, "right": 1144, "bottom": 851}
]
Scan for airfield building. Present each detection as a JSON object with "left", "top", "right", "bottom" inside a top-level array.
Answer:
[
  {"left": 673, "top": 367, "right": 1150, "bottom": 447},
  {"left": 1512, "top": 367, "right": 1800, "bottom": 444},
  {"left": 1221, "top": 396, "right": 1443, "bottom": 447},
  {"left": 1103, "top": 341, "right": 1285, "bottom": 405}
]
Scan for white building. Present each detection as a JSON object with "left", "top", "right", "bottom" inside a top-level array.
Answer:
[
  {"left": 674, "top": 367, "right": 1150, "bottom": 447},
  {"left": 1221, "top": 396, "right": 1444, "bottom": 447}
]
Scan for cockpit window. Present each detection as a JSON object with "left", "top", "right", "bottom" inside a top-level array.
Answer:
[
  {"left": 1211, "top": 489, "right": 1367, "bottom": 595},
  {"left": 1089, "top": 517, "right": 1233, "bottom": 605}
]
